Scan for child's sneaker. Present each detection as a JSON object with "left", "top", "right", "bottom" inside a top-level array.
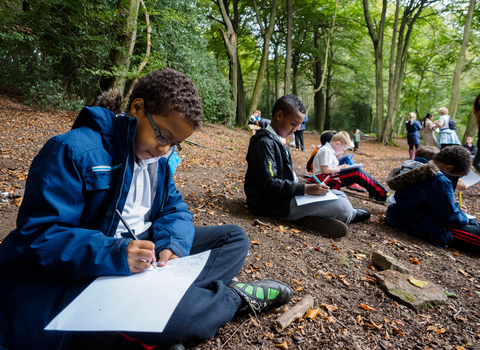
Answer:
[
  {"left": 347, "top": 183, "right": 367, "bottom": 192},
  {"left": 228, "top": 279, "right": 292, "bottom": 315},
  {"left": 298, "top": 216, "right": 348, "bottom": 238}
]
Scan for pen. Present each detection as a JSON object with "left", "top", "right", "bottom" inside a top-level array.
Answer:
[
  {"left": 459, "top": 192, "right": 462, "bottom": 208},
  {"left": 312, "top": 174, "right": 331, "bottom": 185},
  {"left": 115, "top": 209, "right": 156, "bottom": 269}
]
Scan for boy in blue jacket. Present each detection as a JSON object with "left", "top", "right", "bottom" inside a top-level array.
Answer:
[
  {"left": 386, "top": 146, "right": 480, "bottom": 253},
  {"left": 244, "top": 95, "right": 370, "bottom": 239},
  {"left": 0, "top": 69, "right": 291, "bottom": 350}
]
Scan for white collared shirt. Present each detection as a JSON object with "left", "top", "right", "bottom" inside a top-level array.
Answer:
[
  {"left": 312, "top": 142, "right": 338, "bottom": 175},
  {"left": 115, "top": 150, "right": 172, "bottom": 238}
]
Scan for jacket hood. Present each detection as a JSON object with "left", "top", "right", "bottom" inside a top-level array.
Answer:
[
  {"left": 387, "top": 162, "right": 440, "bottom": 191},
  {"left": 249, "top": 128, "right": 282, "bottom": 147},
  {"left": 72, "top": 106, "right": 134, "bottom": 137}
]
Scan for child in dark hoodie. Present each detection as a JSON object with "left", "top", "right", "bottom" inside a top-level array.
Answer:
[{"left": 386, "top": 146, "right": 480, "bottom": 253}]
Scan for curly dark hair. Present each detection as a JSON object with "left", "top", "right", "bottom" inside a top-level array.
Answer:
[
  {"left": 433, "top": 146, "right": 472, "bottom": 174},
  {"left": 127, "top": 68, "right": 203, "bottom": 129},
  {"left": 272, "top": 94, "right": 306, "bottom": 118}
]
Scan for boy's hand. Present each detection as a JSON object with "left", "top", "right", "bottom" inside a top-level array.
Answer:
[
  {"left": 158, "top": 249, "right": 179, "bottom": 267},
  {"left": 305, "top": 183, "right": 329, "bottom": 196},
  {"left": 126, "top": 240, "right": 156, "bottom": 273}
]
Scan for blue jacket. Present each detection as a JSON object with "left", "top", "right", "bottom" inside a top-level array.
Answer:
[
  {"left": 385, "top": 158, "right": 468, "bottom": 247},
  {"left": 301, "top": 115, "right": 308, "bottom": 131},
  {"left": 405, "top": 120, "right": 422, "bottom": 145},
  {"left": 0, "top": 107, "right": 194, "bottom": 350}
]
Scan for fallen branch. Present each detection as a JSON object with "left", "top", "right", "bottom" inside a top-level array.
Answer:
[
  {"left": 215, "top": 318, "right": 250, "bottom": 350},
  {"left": 274, "top": 295, "right": 314, "bottom": 332}
]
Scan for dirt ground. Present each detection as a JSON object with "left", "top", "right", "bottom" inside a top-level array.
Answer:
[{"left": 1, "top": 95, "right": 480, "bottom": 350}]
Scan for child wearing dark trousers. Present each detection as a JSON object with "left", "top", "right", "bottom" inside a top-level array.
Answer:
[
  {"left": 386, "top": 146, "right": 480, "bottom": 254},
  {"left": 0, "top": 69, "right": 292, "bottom": 350},
  {"left": 312, "top": 131, "right": 389, "bottom": 201}
]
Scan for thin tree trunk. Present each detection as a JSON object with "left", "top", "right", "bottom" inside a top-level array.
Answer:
[
  {"left": 363, "top": 0, "right": 387, "bottom": 140},
  {"left": 449, "top": 0, "right": 476, "bottom": 119},
  {"left": 314, "top": 25, "right": 324, "bottom": 131},
  {"left": 463, "top": 111, "right": 477, "bottom": 143},
  {"left": 284, "top": 0, "right": 292, "bottom": 94},
  {"left": 274, "top": 41, "right": 279, "bottom": 101},
  {"left": 110, "top": 0, "right": 141, "bottom": 95},
  {"left": 248, "top": 0, "right": 278, "bottom": 118},
  {"left": 236, "top": 53, "right": 246, "bottom": 125},
  {"left": 218, "top": 0, "right": 238, "bottom": 128}
]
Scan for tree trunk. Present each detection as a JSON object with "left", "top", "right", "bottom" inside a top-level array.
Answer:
[
  {"left": 284, "top": 0, "right": 292, "bottom": 94},
  {"left": 248, "top": 0, "right": 278, "bottom": 118},
  {"left": 362, "top": 0, "right": 387, "bottom": 141},
  {"left": 463, "top": 111, "right": 477, "bottom": 144},
  {"left": 110, "top": 0, "right": 141, "bottom": 95},
  {"left": 218, "top": 0, "right": 238, "bottom": 128},
  {"left": 325, "top": 65, "right": 332, "bottom": 130},
  {"left": 314, "top": 25, "right": 324, "bottom": 131},
  {"left": 382, "top": 0, "right": 433, "bottom": 145},
  {"left": 449, "top": 0, "right": 476, "bottom": 119},
  {"left": 274, "top": 41, "right": 279, "bottom": 101},
  {"left": 292, "top": 56, "right": 298, "bottom": 96},
  {"left": 236, "top": 53, "right": 246, "bottom": 125}
]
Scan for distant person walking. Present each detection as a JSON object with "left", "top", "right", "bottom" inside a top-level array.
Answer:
[
  {"left": 352, "top": 129, "right": 362, "bottom": 152},
  {"left": 406, "top": 112, "right": 422, "bottom": 159},
  {"left": 422, "top": 113, "right": 437, "bottom": 147},
  {"left": 294, "top": 114, "right": 308, "bottom": 151},
  {"left": 435, "top": 107, "right": 461, "bottom": 149}
]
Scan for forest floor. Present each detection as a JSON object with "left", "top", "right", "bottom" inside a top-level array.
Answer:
[{"left": 1, "top": 94, "right": 480, "bottom": 350}]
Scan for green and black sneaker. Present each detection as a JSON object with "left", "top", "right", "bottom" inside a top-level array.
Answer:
[{"left": 227, "top": 279, "right": 292, "bottom": 314}]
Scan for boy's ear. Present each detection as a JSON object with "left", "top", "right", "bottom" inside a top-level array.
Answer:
[
  {"left": 273, "top": 109, "right": 283, "bottom": 121},
  {"left": 443, "top": 164, "right": 454, "bottom": 173},
  {"left": 130, "top": 98, "right": 145, "bottom": 117}
]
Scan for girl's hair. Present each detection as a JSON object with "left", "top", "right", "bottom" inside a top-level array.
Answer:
[
  {"left": 423, "top": 112, "right": 433, "bottom": 127},
  {"left": 438, "top": 107, "right": 448, "bottom": 116},
  {"left": 95, "top": 69, "right": 203, "bottom": 129},
  {"left": 473, "top": 93, "right": 480, "bottom": 128},
  {"left": 272, "top": 94, "right": 306, "bottom": 117},
  {"left": 408, "top": 112, "right": 416, "bottom": 124},
  {"left": 433, "top": 146, "right": 471, "bottom": 174},
  {"left": 331, "top": 131, "right": 351, "bottom": 145}
]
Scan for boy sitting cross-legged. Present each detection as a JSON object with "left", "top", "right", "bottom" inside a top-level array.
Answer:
[
  {"left": 244, "top": 95, "right": 370, "bottom": 239},
  {"left": 312, "top": 131, "right": 389, "bottom": 201}
]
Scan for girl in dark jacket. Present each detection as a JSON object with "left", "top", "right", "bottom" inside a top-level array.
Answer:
[{"left": 406, "top": 112, "right": 422, "bottom": 159}]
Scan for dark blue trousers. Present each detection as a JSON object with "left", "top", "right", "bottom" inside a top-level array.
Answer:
[{"left": 123, "top": 225, "right": 249, "bottom": 346}]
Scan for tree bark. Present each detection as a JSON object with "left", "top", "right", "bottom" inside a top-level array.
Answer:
[
  {"left": 248, "top": 0, "right": 278, "bottom": 118},
  {"left": 314, "top": 25, "right": 325, "bottom": 131},
  {"left": 274, "top": 40, "right": 279, "bottom": 101},
  {"left": 362, "top": 0, "right": 387, "bottom": 140},
  {"left": 463, "top": 111, "right": 477, "bottom": 143},
  {"left": 218, "top": 0, "right": 238, "bottom": 128},
  {"left": 449, "top": 0, "right": 476, "bottom": 119},
  {"left": 284, "top": 0, "right": 292, "bottom": 95},
  {"left": 236, "top": 52, "right": 246, "bottom": 125},
  {"left": 110, "top": 0, "right": 141, "bottom": 95}
]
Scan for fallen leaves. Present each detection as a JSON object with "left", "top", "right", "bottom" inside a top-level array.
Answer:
[
  {"left": 359, "top": 303, "right": 377, "bottom": 312},
  {"left": 408, "top": 277, "right": 428, "bottom": 288},
  {"left": 410, "top": 257, "right": 420, "bottom": 264}
]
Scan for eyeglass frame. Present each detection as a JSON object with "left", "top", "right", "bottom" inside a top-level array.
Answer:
[{"left": 145, "top": 111, "right": 182, "bottom": 152}]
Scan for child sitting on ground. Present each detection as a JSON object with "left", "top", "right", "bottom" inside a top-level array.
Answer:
[
  {"left": 0, "top": 69, "right": 292, "bottom": 350},
  {"left": 463, "top": 136, "right": 477, "bottom": 156},
  {"left": 386, "top": 146, "right": 480, "bottom": 254},
  {"left": 311, "top": 131, "right": 389, "bottom": 201},
  {"left": 306, "top": 131, "right": 366, "bottom": 192},
  {"left": 244, "top": 95, "right": 371, "bottom": 239}
]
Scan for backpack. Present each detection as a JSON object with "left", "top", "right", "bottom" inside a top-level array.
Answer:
[
  {"left": 306, "top": 148, "right": 319, "bottom": 172},
  {"left": 448, "top": 117, "right": 457, "bottom": 130}
]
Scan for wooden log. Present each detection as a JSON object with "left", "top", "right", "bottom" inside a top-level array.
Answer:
[{"left": 274, "top": 294, "right": 314, "bottom": 332}]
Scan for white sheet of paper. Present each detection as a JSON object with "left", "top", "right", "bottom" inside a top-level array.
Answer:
[
  {"left": 45, "top": 250, "right": 210, "bottom": 333},
  {"left": 465, "top": 213, "right": 475, "bottom": 220},
  {"left": 295, "top": 191, "right": 338, "bottom": 206},
  {"left": 461, "top": 170, "right": 480, "bottom": 188},
  {"left": 339, "top": 163, "right": 363, "bottom": 172}
]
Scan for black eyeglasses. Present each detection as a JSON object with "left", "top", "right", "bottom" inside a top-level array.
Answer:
[{"left": 146, "top": 111, "right": 182, "bottom": 152}]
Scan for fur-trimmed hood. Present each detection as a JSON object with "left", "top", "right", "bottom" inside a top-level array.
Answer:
[{"left": 387, "top": 161, "right": 440, "bottom": 191}]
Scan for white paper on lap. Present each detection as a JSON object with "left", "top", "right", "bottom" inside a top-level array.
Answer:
[
  {"left": 45, "top": 250, "right": 210, "bottom": 333},
  {"left": 295, "top": 191, "right": 338, "bottom": 206}
]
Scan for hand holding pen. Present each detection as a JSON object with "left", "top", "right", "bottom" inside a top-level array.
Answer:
[
  {"left": 305, "top": 174, "right": 330, "bottom": 196},
  {"left": 115, "top": 209, "right": 157, "bottom": 273}
]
